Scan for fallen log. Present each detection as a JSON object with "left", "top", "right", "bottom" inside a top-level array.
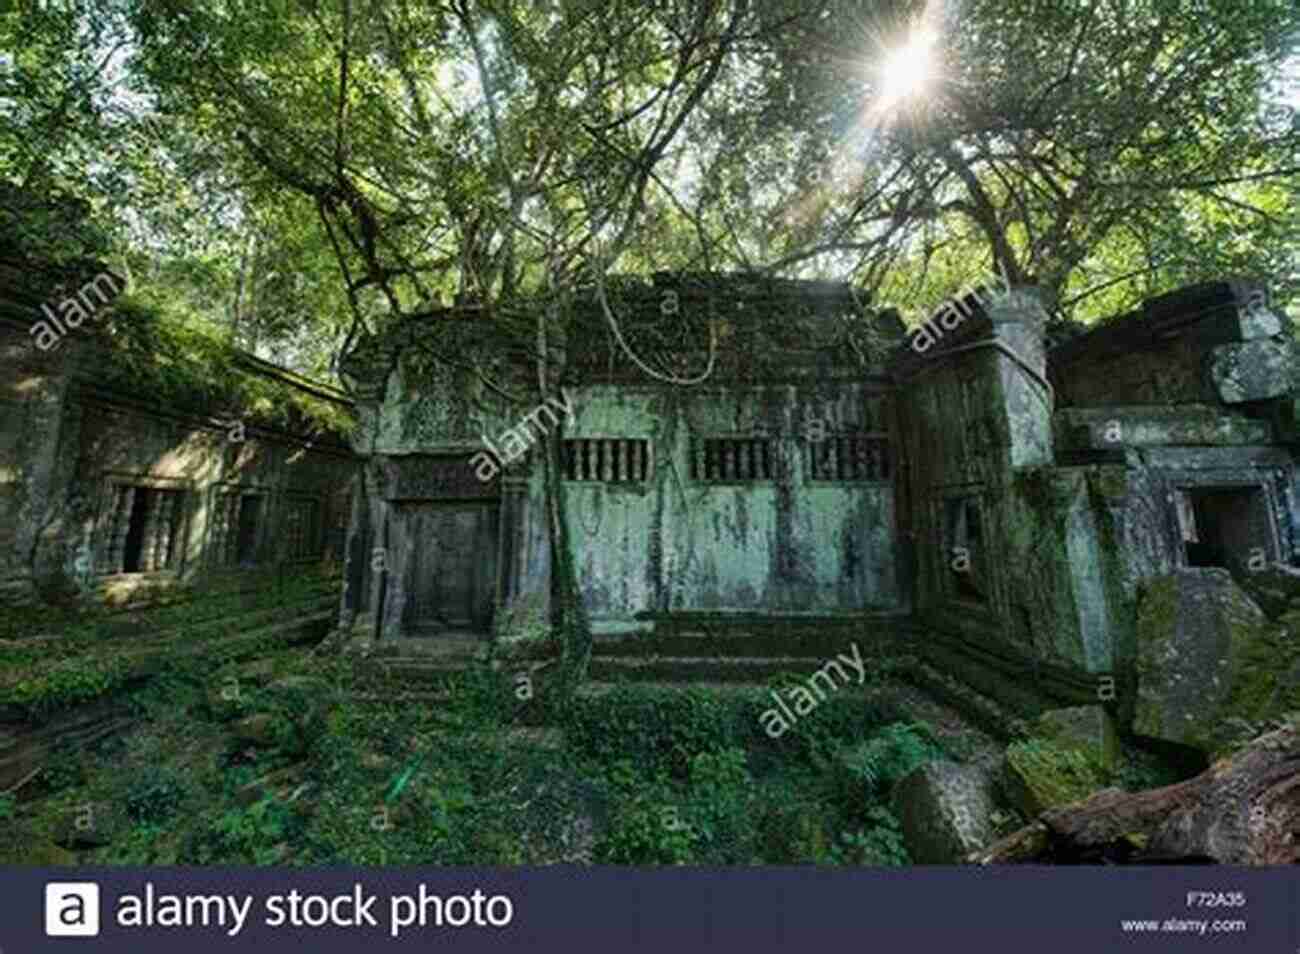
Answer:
[{"left": 975, "top": 718, "right": 1299, "bottom": 864}]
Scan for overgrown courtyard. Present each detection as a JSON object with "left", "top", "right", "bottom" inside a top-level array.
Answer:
[{"left": 2, "top": 589, "right": 1200, "bottom": 867}]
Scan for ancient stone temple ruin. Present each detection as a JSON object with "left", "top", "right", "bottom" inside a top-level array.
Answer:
[
  {"left": 3, "top": 260, "right": 1296, "bottom": 764},
  {"left": 335, "top": 273, "right": 1298, "bottom": 754},
  {"left": 0, "top": 260, "right": 356, "bottom": 608},
  {"left": 337, "top": 276, "right": 908, "bottom": 641}
]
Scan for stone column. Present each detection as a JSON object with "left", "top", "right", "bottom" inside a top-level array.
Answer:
[{"left": 986, "top": 286, "right": 1053, "bottom": 469}]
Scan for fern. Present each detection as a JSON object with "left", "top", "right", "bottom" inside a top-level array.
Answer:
[{"left": 841, "top": 721, "right": 943, "bottom": 794}]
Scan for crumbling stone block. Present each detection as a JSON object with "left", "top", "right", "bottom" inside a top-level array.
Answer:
[
  {"left": 1000, "top": 737, "right": 1107, "bottom": 816},
  {"left": 1235, "top": 562, "right": 1300, "bottom": 619},
  {"left": 1209, "top": 338, "right": 1296, "bottom": 404},
  {"left": 1134, "top": 569, "right": 1300, "bottom": 756},
  {"left": 891, "top": 759, "right": 997, "bottom": 863}
]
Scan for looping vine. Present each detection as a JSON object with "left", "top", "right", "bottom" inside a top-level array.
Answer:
[{"left": 592, "top": 265, "right": 719, "bottom": 386}]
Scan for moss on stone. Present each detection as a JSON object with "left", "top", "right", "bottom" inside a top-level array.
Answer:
[
  {"left": 1203, "top": 608, "right": 1300, "bottom": 756},
  {"left": 1035, "top": 706, "right": 1120, "bottom": 771},
  {"left": 1002, "top": 737, "right": 1106, "bottom": 817},
  {"left": 1132, "top": 576, "right": 1180, "bottom": 734},
  {"left": 1134, "top": 572, "right": 1299, "bottom": 757},
  {"left": 96, "top": 296, "right": 353, "bottom": 437},
  {"left": 1012, "top": 467, "right": 1072, "bottom": 520}
]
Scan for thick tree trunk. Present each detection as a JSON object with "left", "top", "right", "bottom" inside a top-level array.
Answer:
[
  {"left": 540, "top": 425, "right": 592, "bottom": 693},
  {"left": 535, "top": 296, "right": 591, "bottom": 694},
  {"left": 975, "top": 720, "right": 1300, "bottom": 864}
]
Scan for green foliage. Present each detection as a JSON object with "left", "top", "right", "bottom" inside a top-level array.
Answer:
[
  {"left": 712, "top": 0, "right": 1299, "bottom": 316},
  {"left": 6, "top": 0, "right": 1296, "bottom": 402},
  {"left": 762, "top": 675, "right": 911, "bottom": 767},
  {"left": 180, "top": 796, "right": 301, "bottom": 865},
  {"left": 0, "top": 603, "right": 98, "bottom": 645},
  {"left": 6, "top": 660, "right": 127, "bottom": 719},
  {"left": 830, "top": 807, "right": 910, "bottom": 866},
  {"left": 440, "top": 666, "right": 514, "bottom": 727},
  {"left": 837, "top": 721, "right": 945, "bottom": 796},
  {"left": 125, "top": 768, "right": 188, "bottom": 823},
  {"left": 0, "top": 792, "right": 14, "bottom": 821},
  {"left": 35, "top": 741, "right": 87, "bottom": 794},
  {"left": 563, "top": 685, "right": 752, "bottom": 778},
  {"left": 2, "top": 615, "right": 993, "bottom": 867},
  {"left": 99, "top": 294, "right": 353, "bottom": 435},
  {"left": 1112, "top": 747, "right": 1186, "bottom": 792},
  {"left": 680, "top": 747, "right": 756, "bottom": 863},
  {"left": 0, "top": 571, "right": 338, "bottom": 721},
  {"left": 757, "top": 798, "right": 832, "bottom": 863},
  {"left": 0, "top": 3, "right": 135, "bottom": 259},
  {"left": 594, "top": 759, "right": 696, "bottom": 864}
]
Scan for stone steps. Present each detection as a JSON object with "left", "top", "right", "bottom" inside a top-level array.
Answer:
[
  {"left": 4, "top": 586, "right": 338, "bottom": 654},
  {"left": 85, "top": 567, "right": 342, "bottom": 614},
  {"left": 355, "top": 621, "right": 914, "bottom": 689},
  {"left": 588, "top": 655, "right": 867, "bottom": 684},
  {"left": 0, "top": 699, "right": 138, "bottom": 790},
  {"left": 593, "top": 617, "right": 914, "bottom": 659},
  {"left": 368, "top": 634, "right": 483, "bottom": 659},
  {"left": 142, "top": 595, "right": 339, "bottom": 648},
  {"left": 894, "top": 656, "right": 1031, "bottom": 741}
]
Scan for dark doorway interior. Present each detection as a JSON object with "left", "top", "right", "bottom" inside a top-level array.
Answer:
[
  {"left": 121, "top": 488, "right": 150, "bottom": 572},
  {"left": 1181, "top": 487, "right": 1270, "bottom": 569},
  {"left": 236, "top": 494, "right": 261, "bottom": 566}
]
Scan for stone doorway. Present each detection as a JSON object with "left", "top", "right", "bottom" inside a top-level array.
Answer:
[
  {"left": 397, "top": 501, "right": 500, "bottom": 637},
  {"left": 1176, "top": 485, "right": 1274, "bottom": 570}
]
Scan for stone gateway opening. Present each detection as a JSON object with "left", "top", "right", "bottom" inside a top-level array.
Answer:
[
  {"left": 396, "top": 502, "right": 500, "bottom": 637},
  {"left": 1178, "top": 486, "right": 1272, "bottom": 570}
]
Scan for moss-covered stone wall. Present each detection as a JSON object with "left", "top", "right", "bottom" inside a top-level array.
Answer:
[
  {"left": 563, "top": 383, "right": 902, "bottom": 626},
  {"left": 0, "top": 265, "right": 358, "bottom": 611}
]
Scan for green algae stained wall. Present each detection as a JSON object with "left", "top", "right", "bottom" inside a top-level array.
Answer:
[
  {"left": 350, "top": 363, "right": 905, "bottom": 632},
  {"left": 367, "top": 361, "right": 518, "bottom": 458},
  {"left": 564, "top": 384, "right": 902, "bottom": 624}
]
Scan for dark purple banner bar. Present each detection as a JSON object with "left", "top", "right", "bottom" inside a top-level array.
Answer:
[{"left": 4, "top": 865, "right": 1296, "bottom": 951}]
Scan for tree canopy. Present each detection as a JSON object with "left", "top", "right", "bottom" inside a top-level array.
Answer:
[{"left": 2, "top": 0, "right": 1296, "bottom": 372}]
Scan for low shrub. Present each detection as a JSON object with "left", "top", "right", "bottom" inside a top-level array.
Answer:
[
  {"left": 831, "top": 807, "right": 910, "bottom": 866},
  {"left": 594, "top": 759, "right": 696, "bottom": 864},
  {"left": 125, "top": 768, "right": 189, "bottom": 823},
  {"left": 563, "top": 686, "right": 750, "bottom": 778},
  {"left": 179, "top": 797, "right": 303, "bottom": 865},
  {"left": 681, "top": 747, "right": 756, "bottom": 863}
]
